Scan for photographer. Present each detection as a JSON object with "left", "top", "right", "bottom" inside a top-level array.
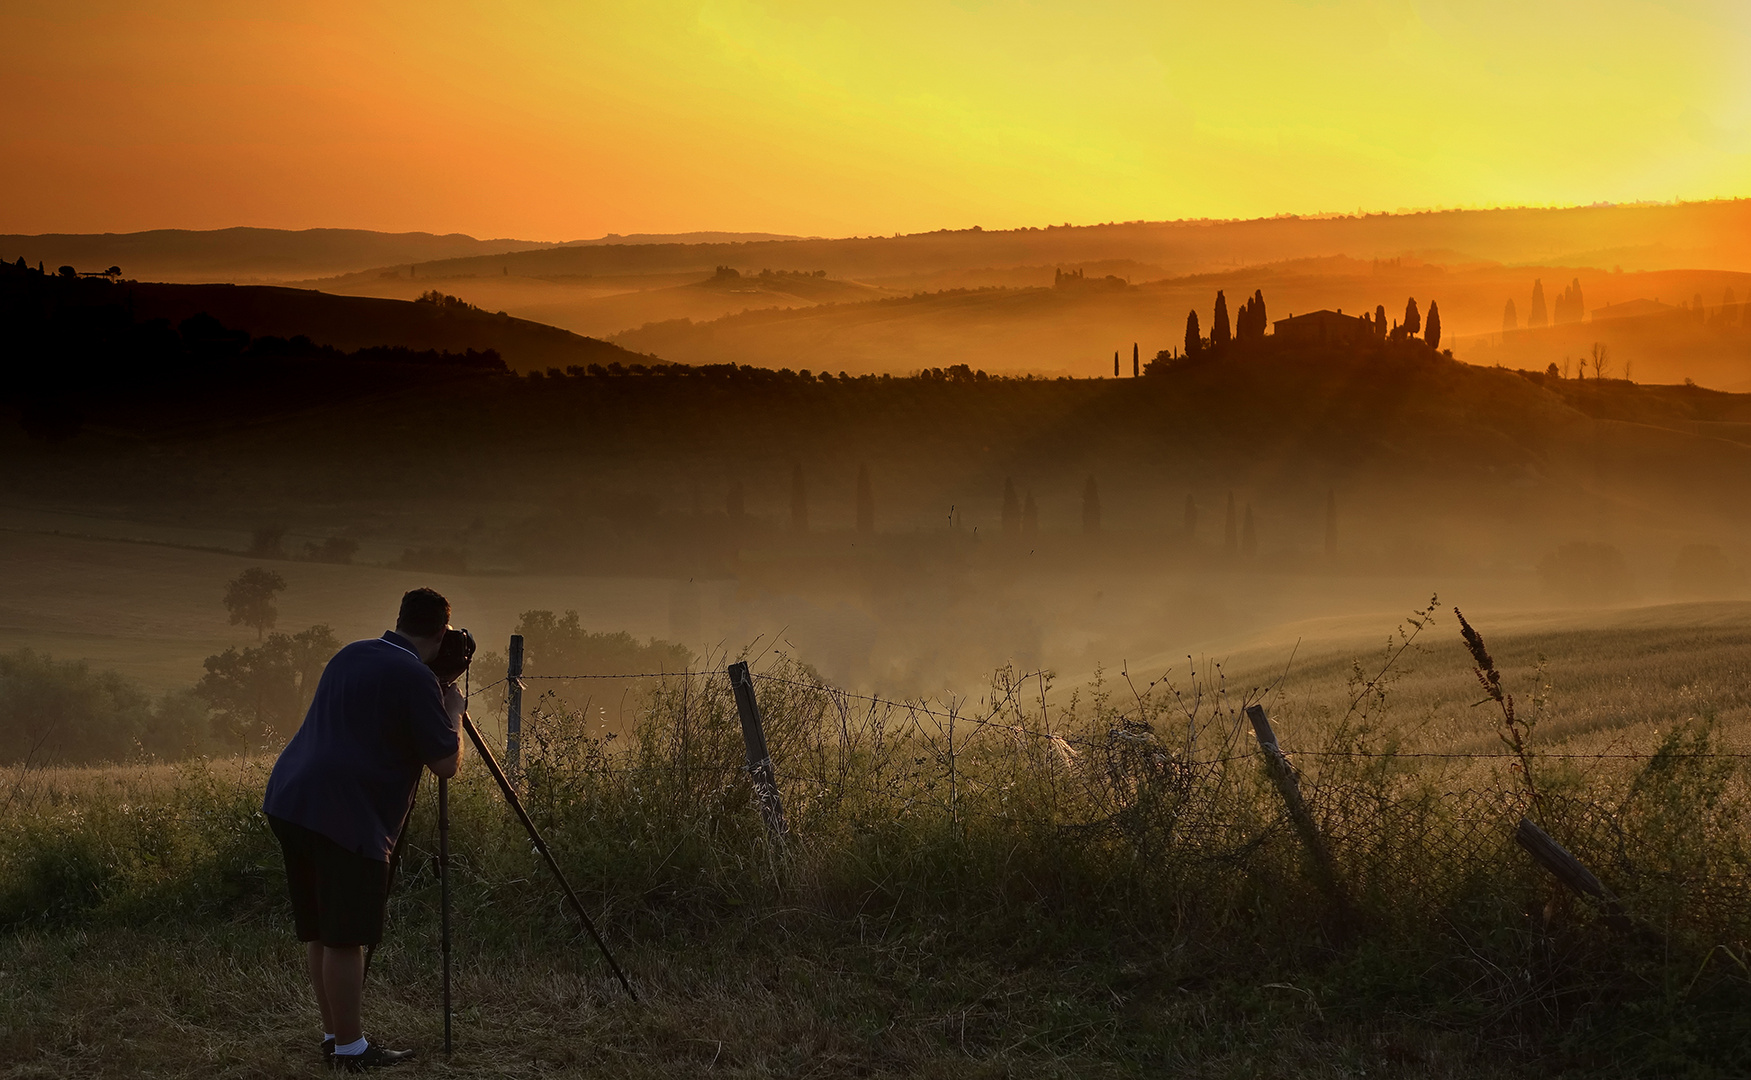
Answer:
[{"left": 262, "top": 588, "right": 465, "bottom": 1071}]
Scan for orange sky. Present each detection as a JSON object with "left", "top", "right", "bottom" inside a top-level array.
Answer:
[{"left": 3, "top": 1, "right": 1749, "bottom": 239}]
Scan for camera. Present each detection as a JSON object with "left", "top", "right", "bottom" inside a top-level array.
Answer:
[{"left": 428, "top": 627, "right": 476, "bottom": 686}]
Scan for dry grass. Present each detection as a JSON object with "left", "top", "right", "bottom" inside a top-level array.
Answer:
[{"left": 7, "top": 611, "right": 1751, "bottom": 1077}]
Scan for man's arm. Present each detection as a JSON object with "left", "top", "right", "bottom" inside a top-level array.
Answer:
[{"left": 424, "top": 683, "right": 467, "bottom": 778}]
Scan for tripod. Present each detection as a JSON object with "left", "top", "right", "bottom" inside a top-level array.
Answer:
[{"left": 367, "top": 709, "right": 639, "bottom": 1055}]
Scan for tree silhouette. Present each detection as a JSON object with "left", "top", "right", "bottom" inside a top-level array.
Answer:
[
  {"left": 1223, "top": 491, "right": 1237, "bottom": 554},
  {"left": 1082, "top": 476, "right": 1101, "bottom": 535},
  {"left": 1114, "top": 350, "right": 1120, "bottom": 378},
  {"left": 1002, "top": 478, "right": 1021, "bottom": 534},
  {"left": 1374, "top": 304, "right": 1388, "bottom": 337},
  {"left": 1212, "top": 291, "right": 1232, "bottom": 348},
  {"left": 1425, "top": 302, "right": 1441, "bottom": 349},
  {"left": 1502, "top": 299, "right": 1518, "bottom": 332},
  {"left": 1184, "top": 310, "right": 1202, "bottom": 356},
  {"left": 1529, "top": 279, "right": 1548, "bottom": 327},
  {"left": 790, "top": 464, "right": 808, "bottom": 533},
  {"left": 224, "top": 567, "right": 287, "bottom": 641},
  {"left": 1022, "top": 490, "right": 1039, "bottom": 537},
  {"left": 1241, "top": 505, "right": 1257, "bottom": 556},
  {"left": 1184, "top": 493, "right": 1198, "bottom": 539},
  {"left": 1403, "top": 297, "right": 1421, "bottom": 336},
  {"left": 1132, "top": 342, "right": 1139, "bottom": 377},
  {"left": 855, "top": 464, "right": 874, "bottom": 534},
  {"left": 1324, "top": 490, "right": 1337, "bottom": 557}
]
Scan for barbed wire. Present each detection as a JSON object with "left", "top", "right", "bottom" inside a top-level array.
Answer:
[{"left": 463, "top": 665, "right": 1751, "bottom": 765}]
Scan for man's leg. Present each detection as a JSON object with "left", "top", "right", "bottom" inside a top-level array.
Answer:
[
  {"left": 306, "top": 941, "right": 335, "bottom": 1035},
  {"left": 321, "top": 944, "right": 365, "bottom": 1045}
]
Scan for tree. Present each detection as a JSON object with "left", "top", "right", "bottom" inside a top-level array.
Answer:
[
  {"left": 1082, "top": 476, "right": 1101, "bottom": 535},
  {"left": 1374, "top": 305, "right": 1388, "bottom": 338},
  {"left": 790, "top": 464, "right": 808, "bottom": 533},
  {"left": 1184, "top": 310, "right": 1202, "bottom": 356},
  {"left": 1502, "top": 298, "right": 1518, "bottom": 332},
  {"left": 1529, "top": 279, "right": 1548, "bottom": 327},
  {"left": 1403, "top": 297, "right": 1421, "bottom": 336},
  {"left": 1021, "top": 490, "right": 1039, "bottom": 537},
  {"left": 224, "top": 567, "right": 286, "bottom": 641},
  {"left": 1132, "top": 342, "right": 1139, "bottom": 377},
  {"left": 1425, "top": 301, "right": 1441, "bottom": 349},
  {"left": 1590, "top": 342, "right": 1611, "bottom": 381},
  {"left": 1241, "top": 505, "right": 1257, "bottom": 556},
  {"left": 1002, "top": 478, "right": 1022, "bottom": 534},
  {"left": 1223, "top": 491, "right": 1238, "bottom": 554},
  {"left": 855, "top": 464, "right": 874, "bottom": 534},
  {"left": 1183, "top": 493, "right": 1198, "bottom": 539},
  {"left": 1546, "top": 362, "right": 1561, "bottom": 377},
  {"left": 1212, "top": 290, "right": 1232, "bottom": 348},
  {"left": 1324, "top": 490, "right": 1337, "bottom": 557},
  {"left": 1114, "top": 350, "right": 1120, "bottom": 377},
  {"left": 198, "top": 625, "right": 337, "bottom": 753}
]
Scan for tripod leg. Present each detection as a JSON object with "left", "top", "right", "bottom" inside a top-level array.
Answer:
[
  {"left": 460, "top": 713, "right": 639, "bottom": 1003},
  {"left": 440, "top": 775, "right": 452, "bottom": 1053}
]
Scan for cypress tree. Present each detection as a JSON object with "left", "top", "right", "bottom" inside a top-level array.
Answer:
[
  {"left": 1002, "top": 478, "right": 1021, "bottom": 534},
  {"left": 1403, "top": 297, "right": 1421, "bottom": 336},
  {"left": 1212, "top": 290, "right": 1232, "bottom": 348},
  {"left": 1425, "top": 302, "right": 1441, "bottom": 349},
  {"left": 1114, "top": 350, "right": 1120, "bottom": 377},
  {"left": 1254, "top": 289, "right": 1267, "bottom": 335},
  {"left": 1132, "top": 342, "right": 1139, "bottom": 377},
  {"left": 1502, "top": 298, "right": 1518, "bottom": 332},
  {"left": 1223, "top": 491, "right": 1237, "bottom": 554},
  {"left": 790, "top": 464, "right": 808, "bottom": 534},
  {"left": 1184, "top": 493, "right": 1198, "bottom": 539},
  {"left": 1241, "top": 504, "right": 1257, "bottom": 556},
  {"left": 1324, "top": 490, "right": 1337, "bottom": 557},
  {"left": 1184, "top": 310, "right": 1202, "bottom": 356},
  {"left": 1082, "top": 476, "right": 1101, "bottom": 535},
  {"left": 1022, "top": 490, "right": 1039, "bottom": 537},
  {"left": 855, "top": 464, "right": 874, "bottom": 534},
  {"left": 1530, "top": 279, "right": 1548, "bottom": 327},
  {"left": 1374, "top": 304, "right": 1388, "bottom": 337}
]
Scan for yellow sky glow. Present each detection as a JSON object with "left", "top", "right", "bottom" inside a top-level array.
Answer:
[{"left": 2, "top": 0, "right": 1748, "bottom": 238}]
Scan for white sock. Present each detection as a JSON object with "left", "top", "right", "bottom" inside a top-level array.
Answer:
[{"left": 335, "top": 1037, "right": 369, "bottom": 1056}]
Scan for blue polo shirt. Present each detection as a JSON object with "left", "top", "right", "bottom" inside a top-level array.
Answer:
[{"left": 263, "top": 632, "right": 460, "bottom": 861}]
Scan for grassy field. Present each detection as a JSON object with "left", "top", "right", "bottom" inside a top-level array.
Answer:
[{"left": 7, "top": 609, "right": 1751, "bottom": 1078}]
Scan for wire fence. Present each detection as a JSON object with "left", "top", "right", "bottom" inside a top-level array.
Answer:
[{"left": 463, "top": 653, "right": 1751, "bottom": 937}]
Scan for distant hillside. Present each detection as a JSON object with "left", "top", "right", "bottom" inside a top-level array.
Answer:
[
  {"left": 0, "top": 264, "right": 658, "bottom": 408},
  {"left": 318, "top": 200, "right": 1751, "bottom": 290},
  {"left": 608, "top": 260, "right": 1751, "bottom": 380},
  {"left": 110, "top": 280, "right": 656, "bottom": 374},
  {"left": 0, "top": 228, "right": 559, "bottom": 284}
]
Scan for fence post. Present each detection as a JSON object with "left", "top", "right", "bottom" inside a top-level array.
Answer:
[
  {"left": 505, "top": 634, "right": 524, "bottom": 774},
  {"left": 1246, "top": 704, "right": 1351, "bottom": 927},
  {"left": 1514, "top": 816, "right": 1629, "bottom": 930},
  {"left": 727, "top": 661, "right": 789, "bottom": 838}
]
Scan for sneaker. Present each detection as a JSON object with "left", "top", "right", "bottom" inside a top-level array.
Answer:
[
  {"left": 321, "top": 1036, "right": 335, "bottom": 1060},
  {"left": 329, "top": 1043, "right": 415, "bottom": 1071}
]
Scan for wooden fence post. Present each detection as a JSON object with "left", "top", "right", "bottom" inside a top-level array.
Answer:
[
  {"left": 1246, "top": 704, "right": 1352, "bottom": 926},
  {"left": 727, "top": 661, "right": 789, "bottom": 838},
  {"left": 1514, "top": 816, "right": 1629, "bottom": 930},
  {"left": 505, "top": 634, "right": 524, "bottom": 774}
]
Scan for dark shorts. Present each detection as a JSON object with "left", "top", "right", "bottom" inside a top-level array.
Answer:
[{"left": 268, "top": 815, "right": 390, "bottom": 947}]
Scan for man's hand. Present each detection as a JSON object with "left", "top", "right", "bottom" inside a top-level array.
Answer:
[{"left": 428, "top": 684, "right": 467, "bottom": 778}]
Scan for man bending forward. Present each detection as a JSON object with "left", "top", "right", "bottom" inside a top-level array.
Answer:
[{"left": 263, "top": 587, "right": 465, "bottom": 1071}]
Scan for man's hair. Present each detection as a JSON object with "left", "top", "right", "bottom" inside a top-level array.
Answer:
[{"left": 396, "top": 588, "right": 450, "bottom": 638}]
